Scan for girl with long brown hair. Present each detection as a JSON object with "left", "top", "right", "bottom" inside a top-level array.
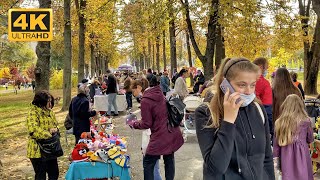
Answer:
[
  {"left": 273, "top": 94, "right": 313, "bottom": 180},
  {"left": 272, "top": 68, "right": 302, "bottom": 123},
  {"left": 195, "top": 57, "right": 275, "bottom": 180}
]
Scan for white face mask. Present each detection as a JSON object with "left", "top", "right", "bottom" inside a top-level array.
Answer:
[{"left": 240, "top": 93, "right": 256, "bottom": 107}]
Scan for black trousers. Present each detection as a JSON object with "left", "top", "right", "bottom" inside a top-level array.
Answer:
[
  {"left": 125, "top": 92, "right": 133, "bottom": 109},
  {"left": 75, "top": 135, "right": 80, "bottom": 145},
  {"left": 143, "top": 153, "right": 175, "bottom": 180},
  {"left": 30, "top": 158, "right": 59, "bottom": 180}
]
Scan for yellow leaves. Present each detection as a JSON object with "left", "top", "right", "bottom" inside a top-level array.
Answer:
[
  {"left": 269, "top": 48, "right": 293, "bottom": 72},
  {"left": 0, "top": 68, "right": 11, "bottom": 79},
  {"left": 194, "top": 58, "right": 203, "bottom": 68}
]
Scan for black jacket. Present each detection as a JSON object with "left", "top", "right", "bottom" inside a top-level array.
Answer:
[
  {"left": 89, "top": 83, "right": 99, "bottom": 100},
  {"left": 106, "top": 74, "right": 117, "bottom": 94},
  {"left": 195, "top": 103, "right": 275, "bottom": 180},
  {"left": 69, "top": 93, "right": 96, "bottom": 136}
]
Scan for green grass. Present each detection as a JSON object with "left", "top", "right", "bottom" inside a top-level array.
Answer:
[
  {"left": 0, "top": 89, "right": 79, "bottom": 179},
  {"left": 0, "top": 89, "right": 77, "bottom": 141}
]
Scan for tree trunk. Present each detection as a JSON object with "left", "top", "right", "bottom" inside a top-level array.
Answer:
[
  {"left": 147, "top": 39, "right": 151, "bottom": 69},
  {"left": 140, "top": 53, "right": 144, "bottom": 71},
  {"left": 62, "top": 0, "right": 72, "bottom": 111},
  {"left": 101, "top": 54, "right": 105, "bottom": 74},
  {"left": 182, "top": 0, "right": 218, "bottom": 80},
  {"left": 163, "top": 30, "right": 167, "bottom": 71},
  {"left": 169, "top": 0, "right": 177, "bottom": 77},
  {"left": 156, "top": 36, "right": 160, "bottom": 73},
  {"left": 143, "top": 47, "right": 147, "bottom": 70},
  {"left": 105, "top": 55, "right": 109, "bottom": 71},
  {"left": 90, "top": 40, "right": 95, "bottom": 78},
  {"left": 186, "top": 31, "right": 192, "bottom": 67},
  {"left": 304, "top": 0, "right": 320, "bottom": 94},
  {"left": 152, "top": 43, "right": 155, "bottom": 72},
  {"left": 35, "top": 0, "right": 51, "bottom": 93},
  {"left": 96, "top": 55, "right": 100, "bottom": 76},
  {"left": 75, "top": 0, "right": 86, "bottom": 83},
  {"left": 215, "top": 24, "right": 225, "bottom": 70}
]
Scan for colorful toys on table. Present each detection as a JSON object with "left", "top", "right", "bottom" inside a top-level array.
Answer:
[{"left": 70, "top": 118, "right": 130, "bottom": 168}]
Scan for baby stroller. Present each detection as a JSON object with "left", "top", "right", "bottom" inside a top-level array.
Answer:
[
  {"left": 182, "top": 95, "right": 203, "bottom": 142},
  {"left": 305, "top": 98, "right": 320, "bottom": 129}
]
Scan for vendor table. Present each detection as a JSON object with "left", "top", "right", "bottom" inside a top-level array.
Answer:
[
  {"left": 65, "top": 161, "right": 131, "bottom": 180},
  {"left": 94, "top": 95, "right": 127, "bottom": 112}
]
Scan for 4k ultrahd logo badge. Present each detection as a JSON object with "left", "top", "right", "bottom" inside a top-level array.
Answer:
[{"left": 8, "top": 9, "right": 53, "bottom": 41}]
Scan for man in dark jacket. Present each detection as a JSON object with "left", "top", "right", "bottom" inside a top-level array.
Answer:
[
  {"left": 123, "top": 74, "right": 132, "bottom": 110},
  {"left": 193, "top": 70, "right": 205, "bottom": 93},
  {"left": 105, "top": 70, "right": 119, "bottom": 116},
  {"left": 69, "top": 83, "right": 96, "bottom": 144},
  {"left": 146, "top": 68, "right": 154, "bottom": 83}
]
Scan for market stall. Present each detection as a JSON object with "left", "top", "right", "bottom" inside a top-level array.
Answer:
[{"left": 65, "top": 116, "right": 131, "bottom": 180}]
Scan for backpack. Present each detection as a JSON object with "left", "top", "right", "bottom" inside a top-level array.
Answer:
[{"left": 166, "top": 96, "right": 186, "bottom": 127}]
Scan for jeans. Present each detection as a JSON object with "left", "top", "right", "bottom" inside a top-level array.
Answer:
[
  {"left": 264, "top": 105, "right": 273, "bottom": 144},
  {"left": 143, "top": 153, "right": 175, "bottom": 180},
  {"left": 30, "top": 158, "right": 59, "bottom": 180},
  {"left": 154, "top": 159, "right": 162, "bottom": 180},
  {"left": 125, "top": 92, "right": 133, "bottom": 109},
  {"left": 107, "top": 93, "right": 118, "bottom": 115}
]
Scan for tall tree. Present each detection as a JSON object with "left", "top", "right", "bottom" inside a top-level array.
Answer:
[
  {"left": 215, "top": 25, "right": 225, "bottom": 70},
  {"left": 156, "top": 36, "right": 160, "bottom": 72},
  {"left": 186, "top": 31, "right": 192, "bottom": 67},
  {"left": 181, "top": 0, "right": 220, "bottom": 80},
  {"left": 35, "top": 0, "right": 51, "bottom": 92},
  {"left": 62, "top": 0, "right": 72, "bottom": 111},
  {"left": 75, "top": 0, "right": 86, "bottom": 83},
  {"left": 163, "top": 30, "right": 167, "bottom": 70},
  {"left": 298, "top": 0, "right": 320, "bottom": 94},
  {"left": 169, "top": 0, "right": 177, "bottom": 76}
]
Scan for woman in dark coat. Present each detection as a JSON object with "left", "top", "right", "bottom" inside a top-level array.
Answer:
[
  {"left": 69, "top": 83, "right": 97, "bottom": 144},
  {"left": 128, "top": 78, "right": 184, "bottom": 180},
  {"left": 195, "top": 58, "right": 275, "bottom": 180}
]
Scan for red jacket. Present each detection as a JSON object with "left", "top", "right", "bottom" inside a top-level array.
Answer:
[
  {"left": 133, "top": 86, "right": 184, "bottom": 155},
  {"left": 255, "top": 75, "right": 272, "bottom": 105}
]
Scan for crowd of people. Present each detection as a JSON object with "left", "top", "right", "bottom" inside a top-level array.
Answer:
[{"left": 25, "top": 57, "right": 316, "bottom": 180}]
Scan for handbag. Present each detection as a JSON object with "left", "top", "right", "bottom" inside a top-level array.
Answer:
[
  {"left": 64, "top": 113, "right": 73, "bottom": 130},
  {"left": 36, "top": 132, "right": 63, "bottom": 159}
]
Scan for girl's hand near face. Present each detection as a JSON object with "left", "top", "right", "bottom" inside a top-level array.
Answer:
[{"left": 223, "top": 88, "right": 244, "bottom": 124}]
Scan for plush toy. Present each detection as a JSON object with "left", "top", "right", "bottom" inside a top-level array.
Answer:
[
  {"left": 114, "top": 154, "right": 130, "bottom": 168},
  {"left": 96, "top": 149, "right": 110, "bottom": 163},
  {"left": 108, "top": 146, "right": 121, "bottom": 159},
  {"left": 87, "top": 151, "right": 101, "bottom": 162},
  {"left": 78, "top": 138, "right": 92, "bottom": 144},
  {"left": 71, "top": 144, "right": 89, "bottom": 162}
]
